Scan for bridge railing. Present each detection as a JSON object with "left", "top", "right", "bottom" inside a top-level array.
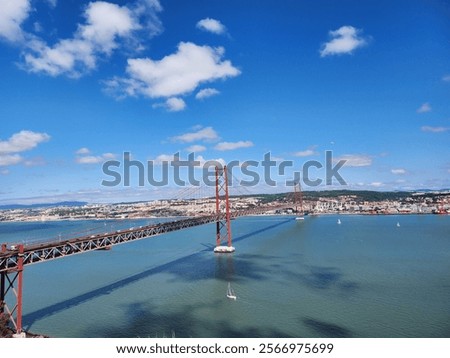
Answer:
[
  {"left": 0, "top": 203, "right": 293, "bottom": 273},
  {"left": 0, "top": 214, "right": 213, "bottom": 272}
]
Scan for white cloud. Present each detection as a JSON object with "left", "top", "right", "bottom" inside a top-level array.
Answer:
[
  {"left": 391, "top": 168, "right": 407, "bottom": 175},
  {"left": 195, "top": 88, "right": 220, "bottom": 100},
  {"left": 76, "top": 150, "right": 116, "bottom": 164},
  {"left": 0, "top": 169, "right": 10, "bottom": 175},
  {"left": 0, "top": 130, "right": 50, "bottom": 154},
  {"left": 195, "top": 155, "right": 225, "bottom": 167},
  {"left": 24, "top": 38, "right": 96, "bottom": 77},
  {"left": 151, "top": 153, "right": 224, "bottom": 168},
  {"left": 102, "top": 152, "right": 116, "bottom": 160},
  {"left": 0, "top": 154, "right": 23, "bottom": 167},
  {"left": 33, "top": 22, "right": 43, "bottom": 33},
  {"left": 23, "top": 156, "right": 46, "bottom": 167},
  {"left": 0, "top": 130, "right": 50, "bottom": 167},
  {"left": 442, "top": 75, "right": 450, "bottom": 82},
  {"left": 171, "top": 126, "right": 219, "bottom": 143},
  {"left": 270, "top": 156, "right": 285, "bottom": 163},
  {"left": 45, "top": 0, "right": 57, "bottom": 8},
  {"left": 334, "top": 154, "right": 372, "bottom": 167},
  {"left": 80, "top": 2, "right": 138, "bottom": 52},
  {"left": 23, "top": 0, "right": 163, "bottom": 77},
  {"left": 421, "top": 126, "right": 449, "bottom": 133},
  {"left": 320, "top": 25, "right": 368, "bottom": 57},
  {"left": 76, "top": 156, "right": 104, "bottom": 164},
  {"left": 186, "top": 145, "right": 206, "bottom": 153},
  {"left": 76, "top": 147, "right": 91, "bottom": 155},
  {"left": 152, "top": 154, "right": 174, "bottom": 164},
  {"left": 214, "top": 140, "right": 254, "bottom": 151},
  {"left": 417, "top": 102, "right": 431, "bottom": 113},
  {"left": 369, "top": 182, "right": 384, "bottom": 188},
  {"left": 106, "top": 42, "right": 240, "bottom": 99},
  {"left": 153, "top": 97, "right": 186, "bottom": 112},
  {"left": 0, "top": 0, "right": 31, "bottom": 42},
  {"left": 165, "top": 97, "right": 186, "bottom": 112},
  {"left": 293, "top": 148, "right": 317, "bottom": 157},
  {"left": 196, "top": 18, "right": 226, "bottom": 35}
]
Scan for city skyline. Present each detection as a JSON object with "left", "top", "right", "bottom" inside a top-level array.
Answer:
[{"left": 0, "top": 0, "right": 449, "bottom": 204}]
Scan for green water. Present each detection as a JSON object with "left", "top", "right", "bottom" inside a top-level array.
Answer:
[{"left": 1, "top": 215, "right": 449, "bottom": 337}]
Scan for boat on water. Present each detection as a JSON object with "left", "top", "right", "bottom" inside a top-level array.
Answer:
[
  {"left": 214, "top": 245, "right": 235, "bottom": 253},
  {"left": 396, "top": 222, "right": 400, "bottom": 227},
  {"left": 337, "top": 219, "right": 341, "bottom": 225},
  {"left": 295, "top": 215, "right": 305, "bottom": 221},
  {"left": 227, "top": 282, "right": 237, "bottom": 300}
]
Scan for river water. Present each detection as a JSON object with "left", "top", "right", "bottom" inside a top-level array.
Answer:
[{"left": 0, "top": 214, "right": 449, "bottom": 337}]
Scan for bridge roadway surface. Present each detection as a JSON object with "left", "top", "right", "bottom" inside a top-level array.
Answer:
[{"left": 0, "top": 204, "right": 289, "bottom": 273}]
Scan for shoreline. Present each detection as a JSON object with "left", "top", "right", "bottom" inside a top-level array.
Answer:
[
  {"left": 0, "top": 216, "right": 186, "bottom": 224},
  {"left": 0, "top": 211, "right": 447, "bottom": 224}
]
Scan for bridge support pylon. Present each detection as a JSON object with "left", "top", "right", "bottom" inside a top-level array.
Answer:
[
  {"left": 0, "top": 244, "right": 24, "bottom": 336},
  {"left": 213, "top": 165, "right": 235, "bottom": 253},
  {"left": 293, "top": 181, "right": 305, "bottom": 221}
]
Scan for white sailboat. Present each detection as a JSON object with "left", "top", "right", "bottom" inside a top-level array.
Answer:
[
  {"left": 396, "top": 222, "right": 400, "bottom": 227},
  {"left": 227, "top": 282, "right": 237, "bottom": 300},
  {"left": 337, "top": 219, "right": 341, "bottom": 225}
]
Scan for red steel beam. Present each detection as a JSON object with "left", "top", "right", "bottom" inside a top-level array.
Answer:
[
  {"left": 16, "top": 244, "right": 24, "bottom": 334},
  {"left": 224, "top": 166, "right": 233, "bottom": 247},
  {"left": 215, "top": 166, "right": 221, "bottom": 247}
]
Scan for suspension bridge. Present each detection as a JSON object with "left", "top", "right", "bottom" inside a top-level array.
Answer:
[{"left": 0, "top": 166, "right": 303, "bottom": 335}]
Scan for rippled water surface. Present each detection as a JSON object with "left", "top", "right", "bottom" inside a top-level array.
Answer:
[{"left": 1, "top": 214, "right": 449, "bottom": 337}]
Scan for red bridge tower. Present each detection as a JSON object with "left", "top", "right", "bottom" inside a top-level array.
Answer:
[{"left": 213, "top": 165, "right": 235, "bottom": 253}]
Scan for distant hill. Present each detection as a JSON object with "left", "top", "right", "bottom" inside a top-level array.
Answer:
[
  {"left": 233, "top": 189, "right": 449, "bottom": 203},
  {"left": 1, "top": 189, "right": 448, "bottom": 210},
  {"left": 0, "top": 201, "right": 88, "bottom": 210}
]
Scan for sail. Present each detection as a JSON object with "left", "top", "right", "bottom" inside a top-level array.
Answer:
[{"left": 227, "top": 282, "right": 237, "bottom": 299}]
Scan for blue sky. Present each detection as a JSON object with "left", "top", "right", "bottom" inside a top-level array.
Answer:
[{"left": 0, "top": 0, "right": 449, "bottom": 204}]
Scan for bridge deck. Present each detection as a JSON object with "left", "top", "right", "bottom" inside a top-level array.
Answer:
[{"left": 0, "top": 205, "right": 290, "bottom": 273}]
